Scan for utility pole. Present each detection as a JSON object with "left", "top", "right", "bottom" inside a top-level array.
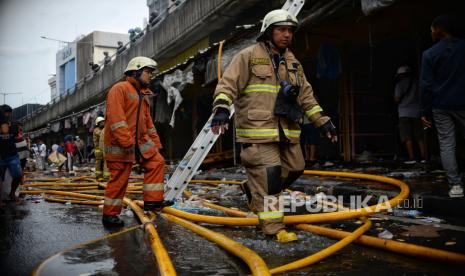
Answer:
[{"left": 0, "top": 92, "right": 22, "bottom": 105}]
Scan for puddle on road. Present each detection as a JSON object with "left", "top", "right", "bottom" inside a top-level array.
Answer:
[{"left": 36, "top": 229, "right": 158, "bottom": 276}]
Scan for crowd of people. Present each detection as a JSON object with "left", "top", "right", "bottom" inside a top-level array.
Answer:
[{"left": 0, "top": 104, "right": 100, "bottom": 207}]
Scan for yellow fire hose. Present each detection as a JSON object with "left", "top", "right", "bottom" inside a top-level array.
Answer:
[
  {"left": 44, "top": 195, "right": 103, "bottom": 206},
  {"left": 184, "top": 176, "right": 465, "bottom": 266},
  {"left": 25, "top": 176, "right": 92, "bottom": 182},
  {"left": 22, "top": 183, "right": 99, "bottom": 187},
  {"left": 296, "top": 224, "right": 465, "bottom": 264},
  {"left": 25, "top": 181, "right": 175, "bottom": 275},
  {"left": 25, "top": 169, "right": 465, "bottom": 276},
  {"left": 21, "top": 190, "right": 105, "bottom": 201},
  {"left": 217, "top": 40, "right": 225, "bottom": 79},
  {"left": 161, "top": 212, "right": 270, "bottom": 276},
  {"left": 271, "top": 218, "right": 372, "bottom": 274},
  {"left": 123, "top": 197, "right": 176, "bottom": 276},
  {"left": 183, "top": 189, "right": 374, "bottom": 273},
  {"left": 132, "top": 199, "right": 270, "bottom": 275},
  {"left": 163, "top": 170, "right": 410, "bottom": 226}
]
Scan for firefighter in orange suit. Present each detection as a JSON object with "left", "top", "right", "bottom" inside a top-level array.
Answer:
[
  {"left": 211, "top": 10, "right": 337, "bottom": 242},
  {"left": 102, "top": 56, "right": 173, "bottom": 228}
]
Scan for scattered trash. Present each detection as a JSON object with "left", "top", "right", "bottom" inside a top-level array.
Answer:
[
  {"left": 322, "top": 161, "right": 334, "bottom": 167},
  {"left": 25, "top": 195, "right": 43, "bottom": 201},
  {"left": 431, "top": 170, "right": 446, "bottom": 174},
  {"left": 378, "top": 230, "right": 394, "bottom": 240},
  {"left": 65, "top": 201, "right": 72, "bottom": 205},
  {"left": 391, "top": 209, "right": 421, "bottom": 218},
  {"left": 356, "top": 150, "right": 374, "bottom": 164},
  {"left": 401, "top": 225, "right": 440, "bottom": 238},
  {"left": 421, "top": 217, "right": 443, "bottom": 224},
  {"left": 396, "top": 239, "right": 405, "bottom": 242},
  {"left": 386, "top": 171, "right": 421, "bottom": 179},
  {"left": 235, "top": 168, "right": 246, "bottom": 174},
  {"left": 445, "top": 241, "right": 456, "bottom": 246},
  {"left": 124, "top": 209, "right": 134, "bottom": 217}
]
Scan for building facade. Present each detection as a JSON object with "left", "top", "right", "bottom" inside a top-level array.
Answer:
[{"left": 55, "top": 42, "right": 77, "bottom": 97}]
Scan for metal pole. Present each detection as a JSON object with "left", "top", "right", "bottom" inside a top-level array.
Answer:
[{"left": 0, "top": 92, "right": 21, "bottom": 105}]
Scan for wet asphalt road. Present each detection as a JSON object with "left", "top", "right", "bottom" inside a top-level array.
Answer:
[
  {"left": 1, "top": 167, "right": 465, "bottom": 275},
  {"left": 1, "top": 197, "right": 464, "bottom": 275},
  {"left": 0, "top": 199, "right": 130, "bottom": 276}
]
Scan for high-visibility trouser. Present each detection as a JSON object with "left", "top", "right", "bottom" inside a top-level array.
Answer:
[
  {"left": 240, "top": 142, "right": 304, "bottom": 235},
  {"left": 95, "top": 158, "right": 110, "bottom": 179},
  {"left": 95, "top": 158, "right": 104, "bottom": 179},
  {"left": 104, "top": 161, "right": 132, "bottom": 216},
  {"left": 103, "top": 152, "right": 165, "bottom": 216},
  {"left": 142, "top": 151, "right": 165, "bottom": 202},
  {"left": 103, "top": 161, "right": 110, "bottom": 179}
]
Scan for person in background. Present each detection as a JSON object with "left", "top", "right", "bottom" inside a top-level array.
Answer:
[
  {"left": 420, "top": 15, "right": 465, "bottom": 198},
  {"left": 14, "top": 123, "right": 29, "bottom": 171},
  {"left": 57, "top": 142, "right": 66, "bottom": 172},
  {"left": 64, "top": 135, "right": 75, "bottom": 173},
  {"left": 0, "top": 104, "right": 12, "bottom": 122},
  {"left": 1, "top": 105, "right": 29, "bottom": 172},
  {"left": 74, "top": 136, "right": 85, "bottom": 164},
  {"left": 394, "top": 65, "right": 427, "bottom": 164},
  {"left": 89, "top": 61, "right": 100, "bottom": 73},
  {"left": 37, "top": 139, "right": 47, "bottom": 171},
  {"left": 116, "top": 41, "right": 126, "bottom": 55},
  {"left": 0, "top": 120, "right": 22, "bottom": 205},
  {"left": 103, "top": 51, "right": 111, "bottom": 65},
  {"left": 93, "top": 117, "right": 105, "bottom": 181}
]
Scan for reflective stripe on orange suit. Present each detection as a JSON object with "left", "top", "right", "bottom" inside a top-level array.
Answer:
[
  {"left": 103, "top": 153, "right": 165, "bottom": 215},
  {"left": 103, "top": 76, "right": 165, "bottom": 216}
]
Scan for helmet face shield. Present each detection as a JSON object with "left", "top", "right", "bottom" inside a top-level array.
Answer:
[{"left": 273, "top": 21, "right": 298, "bottom": 27}]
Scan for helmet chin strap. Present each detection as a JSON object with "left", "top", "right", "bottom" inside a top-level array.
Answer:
[{"left": 267, "top": 39, "right": 286, "bottom": 54}]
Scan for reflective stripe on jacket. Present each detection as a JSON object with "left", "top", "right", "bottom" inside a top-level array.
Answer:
[
  {"left": 104, "top": 77, "right": 162, "bottom": 162},
  {"left": 93, "top": 127, "right": 103, "bottom": 159},
  {"left": 213, "top": 42, "right": 330, "bottom": 143}
]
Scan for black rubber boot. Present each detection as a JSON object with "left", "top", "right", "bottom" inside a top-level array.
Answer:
[
  {"left": 144, "top": 200, "right": 175, "bottom": 211},
  {"left": 102, "top": 215, "right": 124, "bottom": 228},
  {"left": 240, "top": 182, "right": 256, "bottom": 212}
]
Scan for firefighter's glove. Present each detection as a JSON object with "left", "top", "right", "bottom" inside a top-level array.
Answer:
[
  {"left": 211, "top": 108, "right": 230, "bottom": 135},
  {"left": 319, "top": 120, "right": 338, "bottom": 143}
]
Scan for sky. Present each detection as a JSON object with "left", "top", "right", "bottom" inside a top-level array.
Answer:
[{"left": 0, "top": 0, "right": 148, "bottom": 108}]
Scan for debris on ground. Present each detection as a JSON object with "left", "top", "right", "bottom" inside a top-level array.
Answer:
[{"left": 401, "top": 225, "right": 441, "bottom": 238}]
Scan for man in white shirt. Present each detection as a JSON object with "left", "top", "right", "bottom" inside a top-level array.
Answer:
[{"left": 37, "top": 139, "right": 47, "bottom": 171}]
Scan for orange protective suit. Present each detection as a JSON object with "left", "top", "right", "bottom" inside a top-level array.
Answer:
[{"left": 103, "top": 76, "right": 164, "bottom": 216}]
